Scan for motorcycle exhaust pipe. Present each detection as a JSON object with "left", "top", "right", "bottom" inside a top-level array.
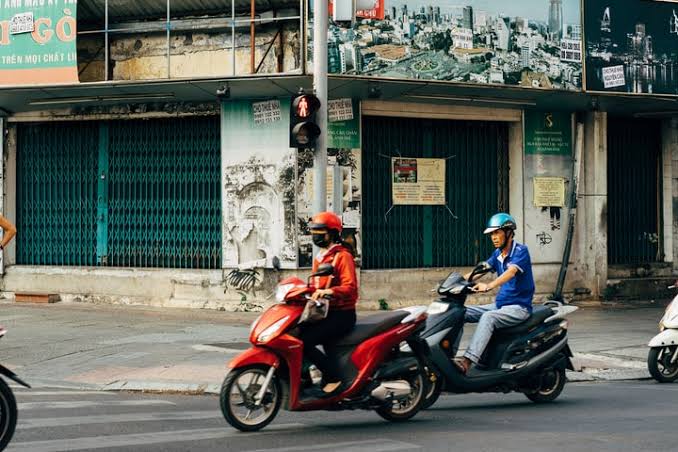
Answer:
[{"left": 371, "top": 380, "right": 412, "bottom": 401}]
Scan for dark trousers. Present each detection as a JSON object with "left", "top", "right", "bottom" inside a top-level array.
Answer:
[{"left": 298, "top": 309, "right": 356, "bottom": 382}]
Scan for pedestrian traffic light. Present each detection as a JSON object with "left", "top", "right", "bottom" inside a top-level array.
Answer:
[{"left": 290, "top": 92, "right": 321, "bottom": 148}]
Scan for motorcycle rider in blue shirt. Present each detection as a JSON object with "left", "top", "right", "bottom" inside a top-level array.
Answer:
[{"left": 454, "top": 213, "right": 536, "bottom": 374}]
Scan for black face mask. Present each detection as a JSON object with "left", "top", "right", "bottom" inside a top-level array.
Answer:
[{"left": 312, "top": 234, "right": 330, "bottom": 248}]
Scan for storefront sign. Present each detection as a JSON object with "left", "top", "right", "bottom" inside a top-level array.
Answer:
[
  {"left": 533, "top": 177, "right": 566, "bottom": 207},
  {"left": 525, "top": 111, "right": 572, "bottom": 156},
  {"left": 10, "top": 12, "right": 33, "bottom": 34},
  {"left": 252, "top": 100, "right": 282, "bottom": 125},
  {"left": 327, "top": 98, "right": 360, "bottom": 149},
  {"left": 0, "top": 1, "right": 78, "bottom": 85},
  {"left": 328, "top": 98, "right": 354, "bottom": 122},
  {"left": 585, "top": 0, "right": 678, "bottom": 95},
  {"left": 392, "top": 157, "right": 445, "bottom": 205},
  {"left": 602, "top": 65, "right": 626, "bottom": 89}
]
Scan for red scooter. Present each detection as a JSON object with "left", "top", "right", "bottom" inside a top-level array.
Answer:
[{"left": 220, "top": 263, "right": 431, "bottom": 431}]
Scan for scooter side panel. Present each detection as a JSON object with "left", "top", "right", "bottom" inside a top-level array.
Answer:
[{"left": 648, "top": 328, "right": 678, "bottom": 347}]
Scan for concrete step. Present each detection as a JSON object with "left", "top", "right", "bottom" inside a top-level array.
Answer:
[{"left": 605, "top": 276, "right": 677, "bottom": 302}]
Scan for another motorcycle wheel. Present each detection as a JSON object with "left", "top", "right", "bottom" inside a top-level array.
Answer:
[
  {"left": 524, "top": 367, "right": 566, "bottom": 403},
  {"left": 0, "top": 377, "right": 18, "bottom": 451},
  {"left": 648, "top": 346, "right": 678, "bottom": 383},
  {"left": 421, "top": 370, "right": 444, "bottom": 410},
  {"left": 220, "top": 365, "right": 282, "bottom": 432},
  {"left": 375, "top": 365, "right": 427, "bottom": 422}
]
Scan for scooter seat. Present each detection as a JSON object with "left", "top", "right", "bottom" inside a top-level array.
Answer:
[
  {"left": 333, "top": 311, "right": 409, "bottom": 346},
  {"left": 494, "top": 306, "right": 554, "bottom": 337}
]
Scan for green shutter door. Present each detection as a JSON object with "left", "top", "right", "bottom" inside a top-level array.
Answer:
[
  {"left": 362, "top": 116, "right": 508, "bottom": 270},
  {"left": 16, "top": 118, "right": 222, "bottom": 269},
  {"left": 607, "top": 117, "right": 662, "bottom": 265}
]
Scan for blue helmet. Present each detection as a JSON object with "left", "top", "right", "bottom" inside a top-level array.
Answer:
[{"left": 484, "top": 213, "right": 517, "bottom": 234}]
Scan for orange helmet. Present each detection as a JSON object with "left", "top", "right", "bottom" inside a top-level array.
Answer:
[{"left": 310, "top": 211, "right": 343, "bottom": 234}]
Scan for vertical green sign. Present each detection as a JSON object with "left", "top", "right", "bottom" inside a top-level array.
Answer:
[
  {"left": 327, "top": 98, "right": 360, "bottom": 149},
  {"left": 0, "top": 0, "right": 78, "bottom": 86},
  {"left": 524, "top": 111, "right": 572, "bottom": 155}
]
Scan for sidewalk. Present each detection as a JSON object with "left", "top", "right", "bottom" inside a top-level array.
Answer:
[{"left": 0, "top": 300, "right": 668, "bottom": 394}]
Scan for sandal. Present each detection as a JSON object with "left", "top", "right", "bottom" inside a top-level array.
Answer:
[{"left": 453, "top": 357, "right": 470, "bottom": 375}]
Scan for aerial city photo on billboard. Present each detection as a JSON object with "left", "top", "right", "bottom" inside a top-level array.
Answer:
[
  {"left": 585, "top": 0, "right": 678, "bottom": 95},
  {"left": 328, "top": 0, "right": 583, "bottom": 90}
]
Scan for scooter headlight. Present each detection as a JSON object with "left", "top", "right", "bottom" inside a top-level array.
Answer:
[
  {"left": 249, "top": 314, "right": 262, "bottom": 335},
  {"left": 257, "top": 316, "right": 290, "bottom": 343}
]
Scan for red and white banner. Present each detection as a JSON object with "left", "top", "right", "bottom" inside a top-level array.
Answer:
[
  {"left": 356, "top": 0, "right": 384, "bottom": 20},
  {"left": 329, "top": 0, "right": 385, "bottom": 21}
]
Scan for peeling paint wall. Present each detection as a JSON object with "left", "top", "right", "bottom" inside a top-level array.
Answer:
[
  {"left": 77, "top": 23, "right": 301, "bottom": 82},
  {"left": 221, "top": 99, "right": 297, "bottom": 270}
]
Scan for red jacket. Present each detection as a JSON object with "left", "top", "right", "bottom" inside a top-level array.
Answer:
[{"left": 312, "top": 244, "right": 358, "bottom": 311}]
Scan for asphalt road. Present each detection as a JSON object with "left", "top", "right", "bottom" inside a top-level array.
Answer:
[{"left": 7, "top": 380, "right": 678, "bottom": 452}]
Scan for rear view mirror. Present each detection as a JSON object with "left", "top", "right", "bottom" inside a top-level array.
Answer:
[
  {"left": 311, "top": 263, "right": 334, "bottom": 277},
  {"left": 476, "top": 261, "right": 492, "bottom": 272}
]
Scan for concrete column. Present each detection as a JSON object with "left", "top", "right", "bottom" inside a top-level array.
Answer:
[
  {"left": 665, "top": 118, "right": 678, "bottom": 273},
  {"left": 508, "top": 119, "right": 524, "bottom": 244},
  {"left": 5, "top": 124, "right": 16, "bottom": 266},
  {"left": 578, "top": 111, "right": 608, "bottom": 298}
]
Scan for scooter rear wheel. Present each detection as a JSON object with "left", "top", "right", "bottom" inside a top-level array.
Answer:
[
  {"left": 524, "top": 367, "right": 566, "bottom": 403},
  {"left": 0, "top": 377, "right": 18, "bottom": 451},
  {"left": 648, "top": 346, "right": 678, "bottom": 383},
  {"left": 220, "top": 365, "right": 282, "bottom": 432}
]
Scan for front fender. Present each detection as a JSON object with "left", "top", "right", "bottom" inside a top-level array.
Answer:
[
  {"left": 228, "top": 346, "right": 280, "bottom": 369},
  {"left": 648, "top": 329, "right": 678, "bottom": 348}
]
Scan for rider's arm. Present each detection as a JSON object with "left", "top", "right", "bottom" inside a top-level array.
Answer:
[
  {"left": 0, "top": 215, "right": 16, "bottom": 249},
  {"left": 482, "top": 266, "right": 519, "bottom": 291},
  {"left": 312, "top": 252, "right": 358, "bottom": 302}
]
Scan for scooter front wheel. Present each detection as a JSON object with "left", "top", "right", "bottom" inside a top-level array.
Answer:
[
  {"left": 220, "top": 365, "right": 282, "bottom": 432},
  {"left": 375, "top": 365, "right": 427, "bottom": 422},
  {"left": 648, "top": 346, "right": 678, "bottom": 383},
  {"left": 421, "top": 370, "right": 444, "bottom": 410},
  {"left": 0, "top": 377, "right": 18, "bottom": 451}
]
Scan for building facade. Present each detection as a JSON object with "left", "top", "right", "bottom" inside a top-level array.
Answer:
[{"left": 1, "top": 0, "right": 677, "bottom": 310}]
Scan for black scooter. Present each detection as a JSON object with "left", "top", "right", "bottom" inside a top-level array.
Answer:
[{"left": 412, "top": 262, "right": 578, "bottom": 409}]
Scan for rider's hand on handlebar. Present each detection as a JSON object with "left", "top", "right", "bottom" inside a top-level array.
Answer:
[
  {"left": 472, "top": 283, "right": 492, "bottom": 293},
  {"left": 311, "top": 288, "right": 334, "bottom": 301}
]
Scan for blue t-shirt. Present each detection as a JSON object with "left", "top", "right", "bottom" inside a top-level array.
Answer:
[{"left": 486, "top": 241, "right": 535, "bottom": 312}]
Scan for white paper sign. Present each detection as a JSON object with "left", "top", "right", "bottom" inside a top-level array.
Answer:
[
  {"left": 252, "top": 100, "right": 281, "bottom": 125},
  {"left": 602, "top": 65, "right": 626, "bottom": 89},
  {"left": 328, "top": 98, "right": 354, "bottom": 122},
  {"left": 10, "top": 12, "right": 34, "bottom": 35}
]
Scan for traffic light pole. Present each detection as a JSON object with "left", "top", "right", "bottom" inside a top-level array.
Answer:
[{"left": 312, "top": 0, "right": 328, "bottom": 217}]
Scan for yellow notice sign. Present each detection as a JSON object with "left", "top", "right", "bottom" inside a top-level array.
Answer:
[
  {"left": 533, "top": 177, "right": 565, "bottom": 207},
  {"left": 392, "top": 157, "right": 445, "bottom": 205}
]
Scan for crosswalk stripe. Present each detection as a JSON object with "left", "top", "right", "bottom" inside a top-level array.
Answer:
[
  {"left": 17, "top": 410, "right": 221, "bottom": 429},
  {"left": 18, "top": 400, "right": 175, "bottom": 410},
  {"left": 9, "top": 424, "right": 305, "bottom": 452},
  {"left": 244, "top": 439, "right": 421, "bottom": 452},
  {"left": 14, "top": 391, "right": 116, "bottom": 397}
]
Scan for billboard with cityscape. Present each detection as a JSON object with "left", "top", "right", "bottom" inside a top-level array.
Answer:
[
  {"left": 327, "top": 0, "right": 583, "bottom": 90},
  {"left": 584, "top": 0, "right": 678, "bottom": 95}
]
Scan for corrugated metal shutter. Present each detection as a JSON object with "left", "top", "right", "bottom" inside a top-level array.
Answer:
[
  {"left": 362, "top": 116, "right": 508, "bottom": 270},
  {"left": 17, "top": 122, "right": 99, "bottom": 266},
  {"left": 607, "top": 117, "right": 662, "bottom": 265},
  {"left": 16, "top": 118, "right": 221, "bottom": 269}
]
